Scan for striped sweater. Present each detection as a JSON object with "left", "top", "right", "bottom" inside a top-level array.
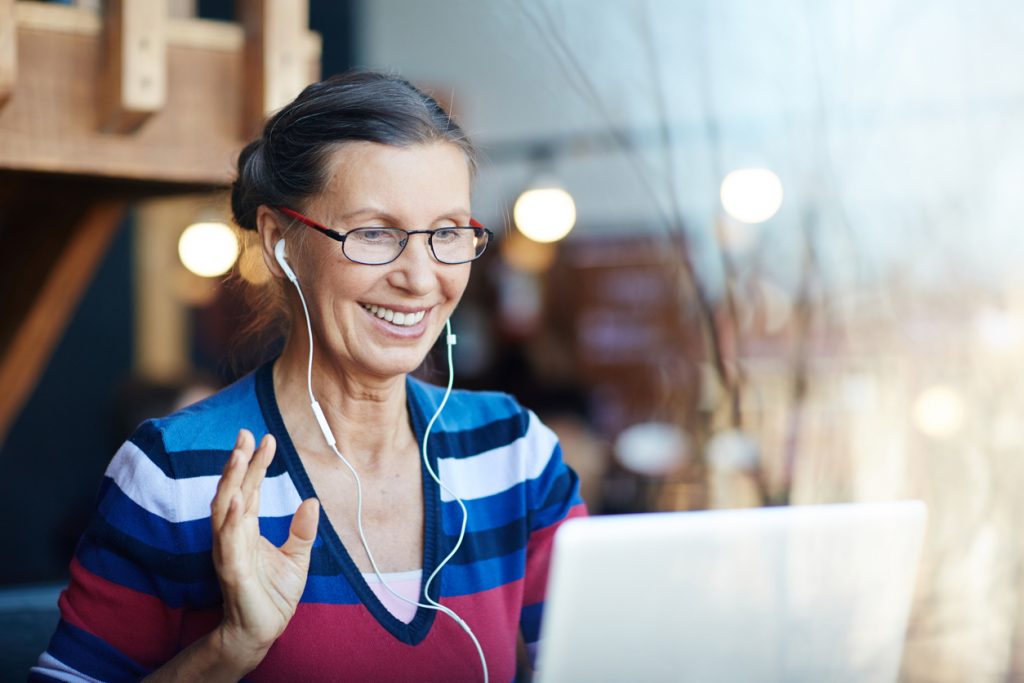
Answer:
[{"left": 32, "top": 360, "right": 586, "bottom": 682}]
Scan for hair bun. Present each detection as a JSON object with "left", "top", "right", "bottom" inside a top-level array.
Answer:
[{"left": 231, "top": 139, "right": 268, "bottom": 231}]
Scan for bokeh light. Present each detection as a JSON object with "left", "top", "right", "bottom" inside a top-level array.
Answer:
[
  {"left": 720, "top": 168, "right": 784, "bottom": 224},
  {"left": 912, "top": 385, "right": 966, "bottom": 439},
  {"left": 178, "top": 222, "right": 239, "bottom": 278},
  {"left": 513, "top": 187, "right": 577, "bottom": 243}
]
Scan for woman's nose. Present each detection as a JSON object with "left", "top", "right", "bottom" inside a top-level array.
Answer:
[{"left": 390, "top": 234, "right": 437, "bottom": 293}]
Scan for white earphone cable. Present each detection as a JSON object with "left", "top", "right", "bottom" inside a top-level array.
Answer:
[{"left": 284, "top": 250, "right": 488, "bottom": 683}]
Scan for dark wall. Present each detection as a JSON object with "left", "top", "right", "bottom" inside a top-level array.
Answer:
[{"left": 0, "top": 217, "right": 134, "bottom": 584}]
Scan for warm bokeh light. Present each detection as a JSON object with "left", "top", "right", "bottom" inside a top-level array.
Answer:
[
  {"left": 720, "top": 168, "right": 784, "bottom": 224},
  {"left": 513, "top": 187, "right": 577, "bottom": 243},
  {"left": 912, "top": 385, "right": 966, "bottom": 439},
  {"left": 178, "top": 222, "right": 239, "bottom": 278}
]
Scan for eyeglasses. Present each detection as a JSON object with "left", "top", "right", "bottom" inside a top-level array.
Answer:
[{"left": 275, "top": 206, "right": 494, "bottom": 266}]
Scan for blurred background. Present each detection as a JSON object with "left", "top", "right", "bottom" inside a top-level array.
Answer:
[{"left": 3, "top": 0, "right": 1024, "bottom": 680}]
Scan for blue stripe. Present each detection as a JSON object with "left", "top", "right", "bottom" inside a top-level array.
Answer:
[
  {"left": 440, "top": 483, "right": 526, "bottom": 534},
  {"left": 45, "top": 619, "right": 150, "bottom": 683},
  {"left": 441, "top": 547, "right": 526, "bottom": 597},
  {"left": 301, "top": 571, "right": 363, "bottom": 605},
  {"left": 520, "top": 602, "right": 544, "bottom": 643}
]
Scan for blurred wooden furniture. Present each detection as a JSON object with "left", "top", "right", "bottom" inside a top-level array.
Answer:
[{"left": 0, "top": 0, "right": 321, "bottom": 445}]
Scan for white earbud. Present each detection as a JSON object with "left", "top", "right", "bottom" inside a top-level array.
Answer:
[{"left": 274, "top": 239, "right": 298, "bottom": 283}]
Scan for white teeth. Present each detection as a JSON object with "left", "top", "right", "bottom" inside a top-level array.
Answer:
[{"left": 361, "top": 304, "right": 426, "bottom": 327}]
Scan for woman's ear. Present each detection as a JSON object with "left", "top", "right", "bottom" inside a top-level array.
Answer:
[{"left": 256, "top": 205, "right": 290, "bottom": 280}]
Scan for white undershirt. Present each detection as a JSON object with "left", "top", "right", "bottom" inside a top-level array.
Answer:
[{"left": 361, "top": 569, "right": 422, "bottom": 624}]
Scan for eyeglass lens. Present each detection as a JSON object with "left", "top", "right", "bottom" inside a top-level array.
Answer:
[{"left": 344, "top": 228, "right": 488, "bottom": 264}]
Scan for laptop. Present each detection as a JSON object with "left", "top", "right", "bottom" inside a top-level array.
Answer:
[{"left": 535, "top": 501, "right": 927, "bottom": 683}]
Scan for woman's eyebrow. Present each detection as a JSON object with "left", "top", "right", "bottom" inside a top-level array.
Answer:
[{"left": 337, "top": 207, "right": 472, "bottom": 223}]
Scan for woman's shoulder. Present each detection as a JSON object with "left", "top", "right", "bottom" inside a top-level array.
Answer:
[
  {"left": 120, "top": 371, "right": 266, "bottom": 480},
  {"left": 408, "top": 377, "right": 529, "bottom": 430}
]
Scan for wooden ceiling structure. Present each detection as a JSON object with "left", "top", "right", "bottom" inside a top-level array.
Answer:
[{"left": 0, "top": 0, "right": 321, "bottom": 444}]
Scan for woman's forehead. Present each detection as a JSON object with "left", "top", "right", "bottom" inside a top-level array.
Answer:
[{"left": 315, "top": 141, "right": 472, "bottom": 220}]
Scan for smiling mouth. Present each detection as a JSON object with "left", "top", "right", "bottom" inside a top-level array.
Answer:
[{"left": 360, "top": 303, "right": 427, "bottom": 327}]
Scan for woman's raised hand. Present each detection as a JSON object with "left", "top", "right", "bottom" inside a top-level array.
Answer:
[{"left": 209, "top": 429, "right": 320, "bottom": 671}]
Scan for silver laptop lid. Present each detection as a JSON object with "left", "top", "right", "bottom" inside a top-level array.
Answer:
[{"left": 536, "top": 501, "right": 927, "bottom": 683}]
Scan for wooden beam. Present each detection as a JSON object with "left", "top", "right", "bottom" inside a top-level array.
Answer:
[
  {"left": 99, "top": 0, "right": 169, "bottom": 133},
  {"left": 0, "top": 0, "right": 14, "bottom": 107},
  {"left": 0, "top": 201, "right": 126, "bottom": 447},
  {"left": 238, "top": 0, "right": 316, "bottom": 137},
  {"left": 0, "top": 10, "right": 249, "bottom": 184}
]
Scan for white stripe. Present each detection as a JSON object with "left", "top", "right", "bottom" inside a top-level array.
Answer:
[
  {"left": 106, "top": 440, "right": 304, "bottom": 523},
  {"left": 437, "top": 411, "right": 558, "bottom": 502},
  {"left": 31, "top": 652, "right": 104, "bottom": 683}
]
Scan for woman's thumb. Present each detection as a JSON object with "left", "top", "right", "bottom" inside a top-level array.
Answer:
[{"left": 281, "top": 497, "right": 320, "bottom": 559}]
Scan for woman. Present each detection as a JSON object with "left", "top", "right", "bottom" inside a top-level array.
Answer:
[{"left": 32, "top": 71, "right": 586, "bottom": 682}]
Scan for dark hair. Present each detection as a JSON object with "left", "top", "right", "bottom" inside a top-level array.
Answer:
[{"left": 231, "top": 69, "right": 477, "bottom": 231}]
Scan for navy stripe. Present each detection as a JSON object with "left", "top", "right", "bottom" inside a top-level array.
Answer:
[
  {"left": 46, "top": 619, "right": 150, "bottom": 683},
  {"left": 77, "top": 541, "right": 220, "bottom": 608},
  {"left": 424, "top": 411, "right": 530, "bottom": 460},
  {"left": 519, "top": 602, "right": 544, "bottom": 642},
  {"left": 128, "top": 420, "right": 288, "bottom": 479},
  {"left": 446, "top": 515, "right": 528, "bottom": 566},
  {"left": 83, "top": 515, "right": 216, "bottom": 584}
]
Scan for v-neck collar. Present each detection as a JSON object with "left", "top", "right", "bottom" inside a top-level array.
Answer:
[{"left": 254, "top": 359, "right": 441, "bottom": 645}]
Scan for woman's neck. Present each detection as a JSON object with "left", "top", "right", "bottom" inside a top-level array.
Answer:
[{"left": 272, "top": 337, "right": 416, "bottom": 472}]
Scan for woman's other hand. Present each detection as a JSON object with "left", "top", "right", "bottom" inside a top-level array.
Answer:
[{"left": 210, "top": 428, "right": 320, "bottom": 671}]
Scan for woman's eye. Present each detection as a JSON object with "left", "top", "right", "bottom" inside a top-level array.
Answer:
[
  {"left": 355, "top": 229, "right": 393, "bottom": 242},
  {"left": 433, "top": 228, "right": 462, "bottom": 242}
]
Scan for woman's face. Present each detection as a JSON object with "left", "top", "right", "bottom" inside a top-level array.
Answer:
[{"left": 278, "top": 141, "right": 474, "bottom": 382}]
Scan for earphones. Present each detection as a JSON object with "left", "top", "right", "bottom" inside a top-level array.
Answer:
[
  {"left": 273, "top": 239, "right": 488, "bottom": 683},
  {"left": 275, "top": 239, "right": 298, "bottom": 284}
]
